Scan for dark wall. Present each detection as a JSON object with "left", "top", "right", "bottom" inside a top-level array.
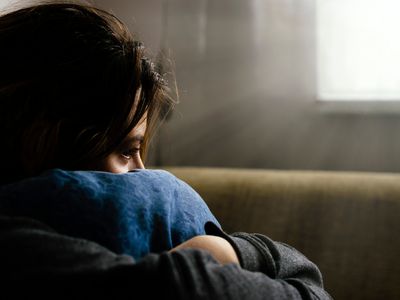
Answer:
[{"left": 95, "top": 0, "right": 400, "bottom": 172}]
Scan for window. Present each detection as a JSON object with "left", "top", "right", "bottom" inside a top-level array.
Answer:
[
  {"left": 0, "top": 0, "right": 13, "bottom": 9},
  {"left": 317, "top": 0, "right": 400, "bottom": 102}
]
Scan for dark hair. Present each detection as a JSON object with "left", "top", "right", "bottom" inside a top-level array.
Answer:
[{"left": 0, "top": 2, "right": 173, "bottom": 184}]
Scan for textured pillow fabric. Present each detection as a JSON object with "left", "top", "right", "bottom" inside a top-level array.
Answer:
[{"left": 0, "top": 169, "right": 220, "bottom": 260}]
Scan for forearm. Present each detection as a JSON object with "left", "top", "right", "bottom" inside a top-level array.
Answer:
[
  {"left": 204, "top": 222, "right": 331, "bottom": 299},
  {"left": 153, "top": 247, "right": 331, "bottom": 300},
  {"left": 169, "top": 222, "right": 330, "bottom": 299}
]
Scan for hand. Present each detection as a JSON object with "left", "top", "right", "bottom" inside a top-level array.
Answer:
[{"left": 170, "top": 235, "right": 240, "bottom": 265}]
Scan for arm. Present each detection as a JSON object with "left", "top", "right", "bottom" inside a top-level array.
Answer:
[
  {"left": 0, "top": 216, "right": 331, "bottom": 299},
  {"left": 169, "top": 222, "right": 330, "bottom": 299}
]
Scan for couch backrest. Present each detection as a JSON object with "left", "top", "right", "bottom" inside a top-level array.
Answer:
[{"left": 167, "top": 167, "right": 400, "bottom": 300}]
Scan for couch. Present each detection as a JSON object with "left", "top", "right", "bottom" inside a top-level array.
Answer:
[{"left": 166, "top": 167, "right": 400, "bottom": 300}]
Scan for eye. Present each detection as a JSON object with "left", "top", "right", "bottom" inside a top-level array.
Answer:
[{"left": 121, "top": 147, "right": 141, "bottom": 160}]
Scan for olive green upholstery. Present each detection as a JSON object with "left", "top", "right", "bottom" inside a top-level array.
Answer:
[{"left": 166, "top": 167, "right": 400, "bottom": 300}]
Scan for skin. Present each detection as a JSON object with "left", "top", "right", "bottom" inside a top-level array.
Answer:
[
  {"left": 100, "top": 115, "right": 147, "bottom": 173},
  {"left": 170, "top": 235, "right": 240, "bottom": 265}
]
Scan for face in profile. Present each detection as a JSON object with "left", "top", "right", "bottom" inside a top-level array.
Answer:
[
  {"left": 99, "top": 114, "right": 147, "bottom": 173},
  {"left": 95, "top": 85, "right": 148, "bottom": 173},
  {"left": 0, "top": 3, "right": 173, "bottom": 185}
]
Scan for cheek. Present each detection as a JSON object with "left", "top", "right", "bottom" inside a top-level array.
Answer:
[{"left": 99, "top": 154, "right": 130, "bottom": 173}]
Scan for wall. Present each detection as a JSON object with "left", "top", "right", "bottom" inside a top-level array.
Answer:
[{"left": 95, "top": 0, "right": 400, "bottom": 172}]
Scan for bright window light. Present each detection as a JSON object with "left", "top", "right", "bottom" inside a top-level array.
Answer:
[
  {"left": 0, "top": 0, "right": 13, "bottom": 9},
  {"left": 317, "top": 0, "right": 400, "bottom": 101}
]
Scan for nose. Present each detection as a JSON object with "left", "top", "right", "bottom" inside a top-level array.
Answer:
[{"left": 133, "top": 155, "right": 145, "bottom": 170}]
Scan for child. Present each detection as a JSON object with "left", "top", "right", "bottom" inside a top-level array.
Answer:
[{"left": 0, "top": 3, "right": 331, "bottom": 299}]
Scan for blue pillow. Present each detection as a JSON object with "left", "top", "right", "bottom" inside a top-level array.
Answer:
[{"left": 0, "top": 169, "right": 220, "bottom": 260}]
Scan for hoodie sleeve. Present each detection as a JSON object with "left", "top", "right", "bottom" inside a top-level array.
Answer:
[
  {"left": 0, "top": 215, "right": 332, "bottom": 300},
  {"left": 204, "top": 222, "right": 332, "bottom": 300}
]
